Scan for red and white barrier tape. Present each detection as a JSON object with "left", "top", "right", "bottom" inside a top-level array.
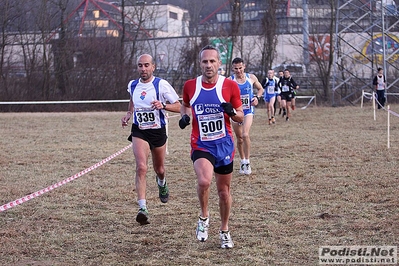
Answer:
[
  {"left": 374, "top": 97, "right": 399, "bottom": 118},
  {"left": 0, "top": 144, "right": 132, "bottom": 212}
]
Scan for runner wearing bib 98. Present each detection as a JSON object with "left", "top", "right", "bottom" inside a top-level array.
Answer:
[
  {"left": 121, "top": 54, "right": 181, "bottom": 226},
  {"left": 229, "top": 57, "right": 264, "bottom": 175},
  {"left": 179, "top": 45, "right": 244, "bottom": 249}
]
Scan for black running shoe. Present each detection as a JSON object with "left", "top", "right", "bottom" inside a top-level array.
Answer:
[{"left": 136, "top": 208, "right": 150, "bottom": 225}]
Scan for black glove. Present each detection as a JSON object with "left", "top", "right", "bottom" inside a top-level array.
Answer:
[
  {"left": 220, "top": 102, "right": 236, "bottom": 117},
  {"left": 179, "top": 114, "right": 190, "bottom": 129}
]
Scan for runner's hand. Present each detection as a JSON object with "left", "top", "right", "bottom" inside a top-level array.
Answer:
[
  {"left": 179, "top": 114, "right": 190, "bottom": 129},
  {"left": 220, "top": 102, "right": 236, "bottom": 117}
]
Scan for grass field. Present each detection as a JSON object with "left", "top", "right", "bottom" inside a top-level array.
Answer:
[{"left": 0, "top": 103, "right": 398, "bottom": 265}]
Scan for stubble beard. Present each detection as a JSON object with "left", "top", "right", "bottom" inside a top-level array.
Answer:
[
  {"left": 140, "top": 73, "right": 151, "bottom": 82},
  {"left": 203, "top": 69, "right": 217, "bottom": 81}
]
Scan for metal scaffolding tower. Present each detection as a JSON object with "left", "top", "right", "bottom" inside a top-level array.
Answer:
[{"left": 332, "top": 0, "right": 399, "bottom": 105}]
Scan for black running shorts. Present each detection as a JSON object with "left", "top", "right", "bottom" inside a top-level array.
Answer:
[
  {"left": 280, "top": 92, "right": 292, "bottom": 102},
  {"left": 128, "top": 124, "right": 167, "bottom": 150}
]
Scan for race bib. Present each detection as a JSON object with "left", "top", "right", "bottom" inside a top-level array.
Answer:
[
  {"left": 267, "top": 85, "right": 275, "bottom": 94},
  {"left": 198, "top": 112, "right": 226, "bottom": 141},
  {"left": 282, "top": 85, "right": 289, "bottom": 92},
  {"left": 241, "top": 94, "right": 251, "bottom": 110},
  {"left": 135, "top": 108, "right": 160, "bottom": 129}
]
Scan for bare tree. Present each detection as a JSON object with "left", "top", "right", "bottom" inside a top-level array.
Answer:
[
  {"left": 259, "top": 0, "right": 278, "bottom": 77},
  {"left": 50, "top": 0, "right": 71, "bottom": 97},
  {"left": 229, "top": 0, "right": 242, "bottom": 73},
  {"left": 33, "top": 0, "right": 58, "bottom": 99},
  {"left": 308, "top": 0, "right": 336, "bottom": 102},
  {"left": 177, "top": 0, "right": 209, "bottom": 80},
  {"left": 180, "top": 35, "right": 209, "bottom": 74},
  {"left": 0, "top": 0, "right": 18, "bottom": 98},
  {"left": 10, "top": 0, "right": 51, "bottom": 100},
  {"left": 286, "top": 0, "right": 336, "bottom": 102}
]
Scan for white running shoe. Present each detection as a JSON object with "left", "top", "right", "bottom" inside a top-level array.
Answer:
[
  {"left": 219, "top": 231, "right": 234, "bottom": 249},
  {"left": 196, "top": 216, "right": 209, "bottom": 242},
  {"left": 239, "top": 163, "right": 245, "bottom": 174},
  {"left": 244, "top": 164, "right": 252, "bottom": 175}
]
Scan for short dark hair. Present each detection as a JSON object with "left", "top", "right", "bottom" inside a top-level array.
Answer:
[
  {"left": 377, "top": 67, "right": 383, "bottom": 71},
  {"left": 232, "top": 57, "right": 244, "bottom": 64},
  {"left": 284, "top": 69, "right": 290, "bottom": 72},
  {"left": 199, "top": 45, "right": 220, "bottom": 60}
]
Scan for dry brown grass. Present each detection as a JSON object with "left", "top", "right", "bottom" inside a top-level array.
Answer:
[{"left": 0, "top": 104, "right": 398, "bottom": 265}]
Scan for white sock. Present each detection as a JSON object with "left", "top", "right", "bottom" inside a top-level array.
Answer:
[
  {"left": 138, "top": 199, "right": 146, "bottom": 209},
  {"left": 241, "top": 159, "right": 245, "bottom": 165},
  {"left": 157, "top": 176, "right": 166, "bottom": 186}
]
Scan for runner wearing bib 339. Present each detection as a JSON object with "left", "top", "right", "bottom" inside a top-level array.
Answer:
[{"left": 120, "top": 54, "right": 181, "bottom": 226}]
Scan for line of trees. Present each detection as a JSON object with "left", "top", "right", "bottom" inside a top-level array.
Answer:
[{"left": 0, "top": 0, "right": 341, "bottom": 112}]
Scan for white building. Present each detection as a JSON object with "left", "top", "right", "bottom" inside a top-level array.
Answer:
[{"left": 124, "top": 4, "right": 190, "bottom": 38}]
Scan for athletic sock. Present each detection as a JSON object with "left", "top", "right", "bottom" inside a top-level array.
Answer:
[
  {"left": 138, "top": 199, "right": 146, "bottom": 210},
  {"left": 157, "top": 176, "right": 166, "bottom": 186}
]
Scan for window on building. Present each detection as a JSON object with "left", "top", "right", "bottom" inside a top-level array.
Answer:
[
  {"left": 169, "top": 11, "right": 178, "bottom": 20},
  {"left": 309, "top": 0, "right": 329, "bottom": 4},
  {"left": 243, "top": 11, "right": 258, "bottom": 20},
  {"left": 96, "top": 20, "right": 109, "bottom": 27},
  {"left": 217, "top": 13, "right": 231, "bottom": 22},
  {"left": 107, "top": 30, "right": 119, "bottom": 37},
  {"left": 245, "top": 2, "right": 256, "bottom": 8},
  {"left": 93, "top": 10, "right": 100, "bottom": 19}
]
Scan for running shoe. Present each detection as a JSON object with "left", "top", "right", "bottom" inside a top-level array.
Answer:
[
  {"left": 196, "top": 216, "right": 209, "bottom": 242},
  {"left": 282, "top": 110, "right": 286, "bottom": 117},
  {"left": 286, "top": 117, "right": 289, "bottom": 122},
  {"left": 220, "top": 231, "right": 234, "bottom": 249},
  {"left": 239, "top": 163, "right": 245, "bottom": 174},
  {"left": 244, "top": 164, "right": 252, "bottom": 175},
  {"left": 157, "top": 178, "right": 169, "bottom": 203},
  {"left": 136, "top": 208, "right": 150, "bottom": 225}
]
